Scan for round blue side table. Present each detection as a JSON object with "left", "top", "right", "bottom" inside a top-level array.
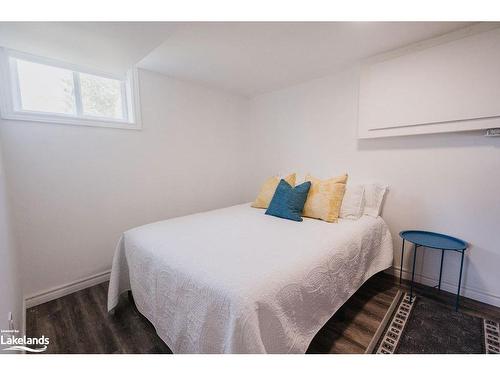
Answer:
[{"left": 399, "top": 230, "right": 468, "bottom": 311}]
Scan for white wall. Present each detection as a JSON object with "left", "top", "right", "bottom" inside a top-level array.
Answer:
[
  {"left": 0, "top": 125, "right": 23, "bottom": 334},
  {"left": 248, "top": 67, "right": 500, "bottom": 307},
  {"left": 0, "top": 69, "right": 250, "bottom": 299},
  {"left": 1, "top": 59, "right": 499, "bottom": 310}
]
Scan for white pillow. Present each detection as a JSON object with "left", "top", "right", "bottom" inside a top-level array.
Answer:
[
  {"left": 340, "top": 185, "right": 365, "bottom": 220},
  {"left": 294, "top": 174, "right": 304, "bottom": 185},
  {"left": 363, "top": 183, "right": 388, "bottom": 217}
]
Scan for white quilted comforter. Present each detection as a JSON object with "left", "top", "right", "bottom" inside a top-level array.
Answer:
[{"left": 108, "top": 203, "right": 393, "bottom": 353}]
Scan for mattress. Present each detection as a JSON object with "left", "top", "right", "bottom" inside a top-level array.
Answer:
[{"left": 108, "top": 203, "right": 393, "bottom": 353}]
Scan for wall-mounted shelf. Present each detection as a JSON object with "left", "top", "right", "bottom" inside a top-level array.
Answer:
[{"left": 358, "top": 23, "right": 500, "bottom": 138}]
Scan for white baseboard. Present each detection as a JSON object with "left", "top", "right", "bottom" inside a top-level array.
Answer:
[
  {"left": 22, "top": 266, "right": 500, "bottom": 312},
  {"left": 386, "top": 266, "right": 500, "bottom": 308},
  {"left": 24, "top": 270, "right": 111, "bottom": 308}
]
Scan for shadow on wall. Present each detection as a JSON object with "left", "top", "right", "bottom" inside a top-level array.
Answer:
[
  {"left": 411, "top": 239, "right": 500, "bottom": 306},
  {"left": 357, "top": 130, "right": 500, "bottom": 151},
  {"left": 463, "top": 246, "right": 500, "bottom": 303},
  {"left": 351, "top": 127, "right": 500, "bottom": 306}
]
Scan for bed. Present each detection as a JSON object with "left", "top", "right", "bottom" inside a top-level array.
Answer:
[{"left": 108, "top": 203, "right": 393, "bottom": 353}]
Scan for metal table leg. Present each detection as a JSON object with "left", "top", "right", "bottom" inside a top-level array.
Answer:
[
  {"left": 456, "top": 250, "right": 465, "bottom": 311},
  {"left": 438, "top": 249, "right": 444, "bottom": 291},
  {"left": 410, "top": 244, "right": 418, "bottom": 302},
  {"left": 400, "top": 239, "right": 405, "bottom": 284}
]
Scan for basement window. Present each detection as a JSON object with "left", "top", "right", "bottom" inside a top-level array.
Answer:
[{"left": 0, "top": 49, "right": 141, "bottom": 129}]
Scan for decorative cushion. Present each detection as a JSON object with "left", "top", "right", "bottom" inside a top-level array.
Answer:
[
  {"left": 265, "top": 180, "right": 311, "bottom": 222},
  {"left": 340, "top": 184, "right": 365, "bottom": 220},
  {"left": 252, "top": 173, "right": 296, "bottom": 209},
  {"left": 302, "top": 174, "right": 348, "bottom": 222},
  {"left": 363, "top": 183, "right": 388, "bottom": 217}
]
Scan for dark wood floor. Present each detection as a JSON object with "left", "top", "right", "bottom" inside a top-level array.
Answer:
[{"left": 26, "top": 272, "right": 500, "bottom": 354}]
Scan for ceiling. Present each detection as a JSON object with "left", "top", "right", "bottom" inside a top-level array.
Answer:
[
  {"left": 0, "top": 22, "right": 473, "bottom": 96},
  {"left": 139, "top": 22, "right": 472, "bottom": 96},
  {"left": 0, "top": 22, "right": 177, "bottom": 75}
]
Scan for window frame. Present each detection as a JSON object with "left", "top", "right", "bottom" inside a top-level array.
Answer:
[{"left": 0, "top": 48, "right": 141, "bottom": 130}]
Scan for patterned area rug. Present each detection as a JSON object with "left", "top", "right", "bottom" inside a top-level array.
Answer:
[{"left": 367, "top": 291, "right": 500, "bottom": 354}]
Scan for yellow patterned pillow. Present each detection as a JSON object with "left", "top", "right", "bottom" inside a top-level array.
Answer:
[
  {"left": 251, "top": 174, "right": 296, "bottom": 209},
  {"left": 302, "top": 174, "right": 348, "bottom": 222}
]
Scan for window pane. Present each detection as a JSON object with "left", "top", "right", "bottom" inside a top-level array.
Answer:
[
  {"left": 16, "top": 59, "right": 76, "bottom": 115},
  {"left": 80, "top": 73, "right": 124, "bottom": 120}
]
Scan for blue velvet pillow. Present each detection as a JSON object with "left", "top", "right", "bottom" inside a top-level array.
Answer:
[{"left": 265, "top": 179, "right": 311, "bottom": 222}]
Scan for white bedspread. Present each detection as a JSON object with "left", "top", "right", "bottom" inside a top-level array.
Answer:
[{"left": 108, "top": 203, "right": 393, "bottom": 353}]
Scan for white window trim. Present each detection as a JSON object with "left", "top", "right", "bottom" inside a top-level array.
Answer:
[{"left": 0, "top": 48, "right": 142, "bottom": 130}]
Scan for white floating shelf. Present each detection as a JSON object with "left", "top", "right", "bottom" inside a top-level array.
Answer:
[{"left": 358, "top": 23, "right": 500, "bottom": 138}]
